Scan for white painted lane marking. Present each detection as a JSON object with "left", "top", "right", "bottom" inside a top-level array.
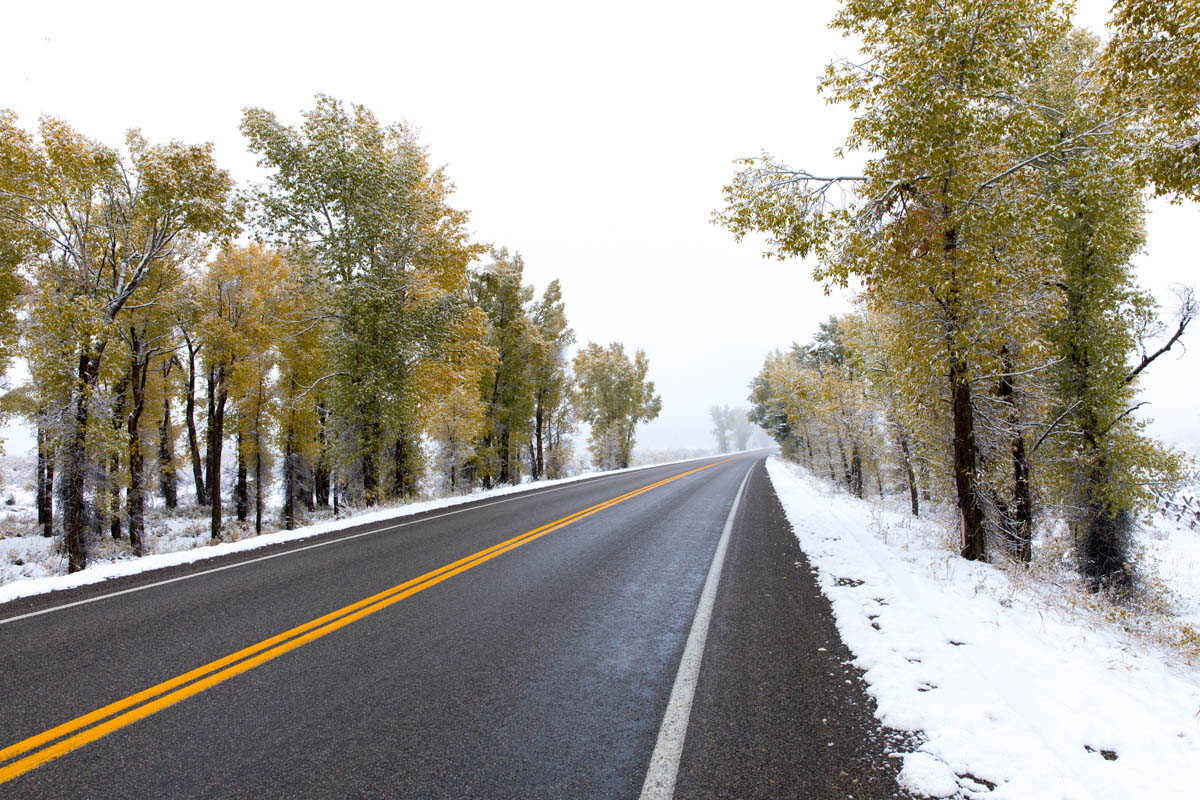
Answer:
[
  {"left": 0, "top": 459, "right": 734, "bottom": 626},
  {"left": 639, "top": 462, "right": 755, "bottom": 800}
]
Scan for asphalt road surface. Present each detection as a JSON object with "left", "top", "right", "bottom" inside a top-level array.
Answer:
[{"left": 0, "top": 453, "right": 903, "bottom": 798}]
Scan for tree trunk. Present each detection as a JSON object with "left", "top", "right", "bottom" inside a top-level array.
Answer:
[
  {"left": 362, "top": 450, "right": 378, "bottom": 506},
  {"left": 126, "top": 342, "right": 149, "bottom": 556},
  {"left": 37, "top": 419, "right": 54, "bottom": 537},
  {"left": 254, "top": 451, "right": 263, "bottom": 536},
  {"left": 997, "top": 350, "right": 1032, "bottom": 562},
  {"left": 534, "top": 401, "right": 545, "bottom": 480},
  {"left": 185, "top": 341, "right": 207, "bottom": 505},
  {"left": 207, "top": 367, "right": 228, "bottom": 542},
  {"left": 303, "top": 458, "right": 316, "bottom": 512},
  {"left": 392, "top": 428, "right": 418, "bottom": 499},
  {"left": 283, "top": 424, "right": 297, "bottom": 530},
  {"left": 1081, "top": 462, "right": 1132, "bottom": 590},
  {"left": 849, "top": 442, "right": 864, "bottom": 499},
  {"left": 835, "top": 432, "right": 850, "bottom": 489},
  {"left": 235, "top": 435, "right": 249, "bottom": 523},
  {"left": 158, "top": 387, "right": 178, "bottom": 510},
  {"left": 498, "top": 427, "right": 513, "bottom": 484},
  {"left": 950, "top": 359, "right": 987, "bottom": 561},
  {"left": 898, "top": 432, "right": 919, "bottom": 517},
  {"left": 332, "top": 468, "right": 340, "bottom": 517},
  {"left": 314, "top": 401, "right": 330, "bottom": 507},
  {"left": 63, "top": 349, "right": 104, "bottom": 573},
  {"left": 109, "top": 455, "right": 122, "bottom": 541}
]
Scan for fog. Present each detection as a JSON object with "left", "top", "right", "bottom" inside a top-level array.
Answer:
[{"left": 3, "top": 0, "right": 1194, "bottom": 457}]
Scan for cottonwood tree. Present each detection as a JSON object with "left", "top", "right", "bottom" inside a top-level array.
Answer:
[
  {"left": 469, "top": 250, "right": 539, "bottom": 486},
  {"left": 730, "top": 411, "right": 757, "bottom": 452},
  {"left": 117, "top": 238, "right": 197, "bottom": 554},
  {"left": 710, "top": 405, "right": 734, "bottom": 453},
  {"left": 1033, "top": 31, "right": 1194, "bottom": 586},
  {"left": 719, "top": 0, "right": 1085, "bottom": 562},
  {"left": 725, "top": 2, "right": 1194, "bottom": 584},
  {"left": 198, "top": 244, "right": 289, "bottom": 541},
  {"left": 274, "top": 265, "right": 334, "bottom": 528},
  {"left": 243, "top": 95, "right": 482, "bottom": 505},
  {"left": 572, "top": 343, "right": 661, "bottom": 470},
  {"left": 528, "top": 279, "right": 574, "bottom": 480},
  {"left": 1103, "top": 0, "right": 1200, "bottom": 202},
  {"left": 0, "top": 114, "right": 235, "bottom": 570}
]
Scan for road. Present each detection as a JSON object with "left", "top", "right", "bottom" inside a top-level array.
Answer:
[{"left": 0, "top": 453, "right": 902, "bottom": 798}]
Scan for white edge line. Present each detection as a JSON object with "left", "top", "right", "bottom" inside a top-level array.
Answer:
[
  {"left": 0, "top": 455, "right": 744, "bottom": 626},
  {"left": 638, "top": 461, "right": 755, "bottom": 800}
]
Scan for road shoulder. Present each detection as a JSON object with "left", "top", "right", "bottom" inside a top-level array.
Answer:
[{"left": 672, "top": 458, "right": 908, "bottom": 799}]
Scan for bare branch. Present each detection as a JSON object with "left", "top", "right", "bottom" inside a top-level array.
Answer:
[{"left": 1126, "top": 285, "right": 1196, "bottom": 383}]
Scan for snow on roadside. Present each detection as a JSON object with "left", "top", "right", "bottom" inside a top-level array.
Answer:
[
  {"left": 765, "top": 457, "right": 1200, "bottom": 800},
  {"left": 0, "top": 453, "right": 725, "bottom": 606}
]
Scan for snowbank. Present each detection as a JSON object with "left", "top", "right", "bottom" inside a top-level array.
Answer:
[{"left": 766, "top": 457, "right": 1200, "bottom": 799}]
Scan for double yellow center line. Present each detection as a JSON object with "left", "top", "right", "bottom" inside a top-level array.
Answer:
[{"left": 0, "top": 459, "right": 728, "bottom": 785}]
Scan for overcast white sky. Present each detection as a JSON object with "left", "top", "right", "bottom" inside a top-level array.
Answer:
[{"left": 3, "top": 0, "right": 1196, "bottom": 454}]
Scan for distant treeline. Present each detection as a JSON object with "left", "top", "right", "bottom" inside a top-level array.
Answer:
[{"left": 0, "top": 95, "right": 660, "bottom": 572}]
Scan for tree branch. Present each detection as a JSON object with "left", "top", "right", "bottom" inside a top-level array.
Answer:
[{"left": 1126, "top": 286, "right": 1196, "bottom": 383}]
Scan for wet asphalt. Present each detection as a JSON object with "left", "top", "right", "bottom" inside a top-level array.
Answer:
[{"left": 0, "top": 453, "right": 903, "bottom": 798}]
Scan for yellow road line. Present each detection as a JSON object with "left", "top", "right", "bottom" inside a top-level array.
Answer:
[{"left": 0, "top": 459, "right": 731, "bottom": 785}]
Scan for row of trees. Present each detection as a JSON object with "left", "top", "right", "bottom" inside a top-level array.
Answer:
[
  {"left": 0, "top": 96, "right": 661, "bottom": 572},
  {"left": 709, "top": 404, "right": 756, "bottom": 454},
  {"left": 727, "top": 0, "right": 1198, "bottom": 589}
]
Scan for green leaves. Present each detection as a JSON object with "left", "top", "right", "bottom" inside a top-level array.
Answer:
[{"left": 572, "top": 342, "right": 661, "bottom": 470}]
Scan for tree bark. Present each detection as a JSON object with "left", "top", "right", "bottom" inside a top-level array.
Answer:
[
  {"left": 283, "top": 424, "right": 297, "bottom": 530},
  {"left": 109, "top": 455, "right": 122, "bottom": 541},
  {"left": 950, "top": 358, "right": 987, "bottom": 561},
  {"left": 898, "top": 431, "right": 919, "bottom": 517},
  {"left": 63, "top": 348, "right": 105, "bottom": 573},
  {"left": 185, "top": 338, "right": 207, "bottom": 505},
  {"left": 534, "top": 399, "right": 545, "bottom": 481},
  {"left": 392, "top": 427, "right": 418, "bottom": 499},
  {"left": 314, "top": 402, "right": 330, "bottom": 507},
  {"left": 37, "top": 418, "right": 54, "bottom": 537},
  {"left": 254, "top": 451, "right": 264, "bottom": 535},
  {"left": 997, "top": 349, "right": 1032, "bottom": 562},
  {"left": 849, "top": 442, "right": 864, "bottom": 499},
  {"left": 207, "top": 367, "right": 228, "bottom": 542},
  {"left": 126, "top": 339, "right": 149, "bottom": 556},
  {"left": 835, "top": 432, "right": 850, "bottom": 489},
  {"left": 498, "top": 427, "right": 513, "bottom": 485},
  {"left": 234, "top": 436, "right": 249, "bottom": 523},
  {"left": 158, "top": 384, "right": 178, "bottom": 510}
]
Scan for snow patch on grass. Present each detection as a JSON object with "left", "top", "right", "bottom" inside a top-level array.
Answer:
[{"left": 766, "top": 456, "right": 1200, "bottom": 800}]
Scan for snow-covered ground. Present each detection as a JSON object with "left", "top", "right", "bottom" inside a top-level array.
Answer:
[
  {"left": 766, "top": 457, "right": 1200, "bottom": 799},
  {"left": 0, "top": 452, "right": 728, "bottom": 605}
]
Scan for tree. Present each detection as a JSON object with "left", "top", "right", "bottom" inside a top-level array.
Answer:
[
  {"left": 1035, "top": 31, "right": 1194, "bottom": 587},
  {"left": 198, "top": 244, "right": 289, "bottom": 541},
  {"left": 730, "top": 411, "right": 756, "bottom": 452},
  {"left": 709, "top": 405, "right": 734, "bottom": 453},
  {"left": 274, "top": 265, "right": 334, "bottom": 529},
  {"left": 572, "top": 343, "right": 661, "bottom": 470},
  {"left": 1, "top": 114, "right": 235, "bottom": 570},
  {"left": 1102, "top": 0, "right": 1200, "bottom": 201},
  {"left": 243, "top": 94, "right": 482, "bottom": 505},
  {"left": 719, "top": 0, "right": 1075, "bottom": 561},
  {"left": 723, "top": 3, "right": 1194, "bottom": 583},
  {"left": 528, "top": 279, "right": 574, "bottom": 480}
]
